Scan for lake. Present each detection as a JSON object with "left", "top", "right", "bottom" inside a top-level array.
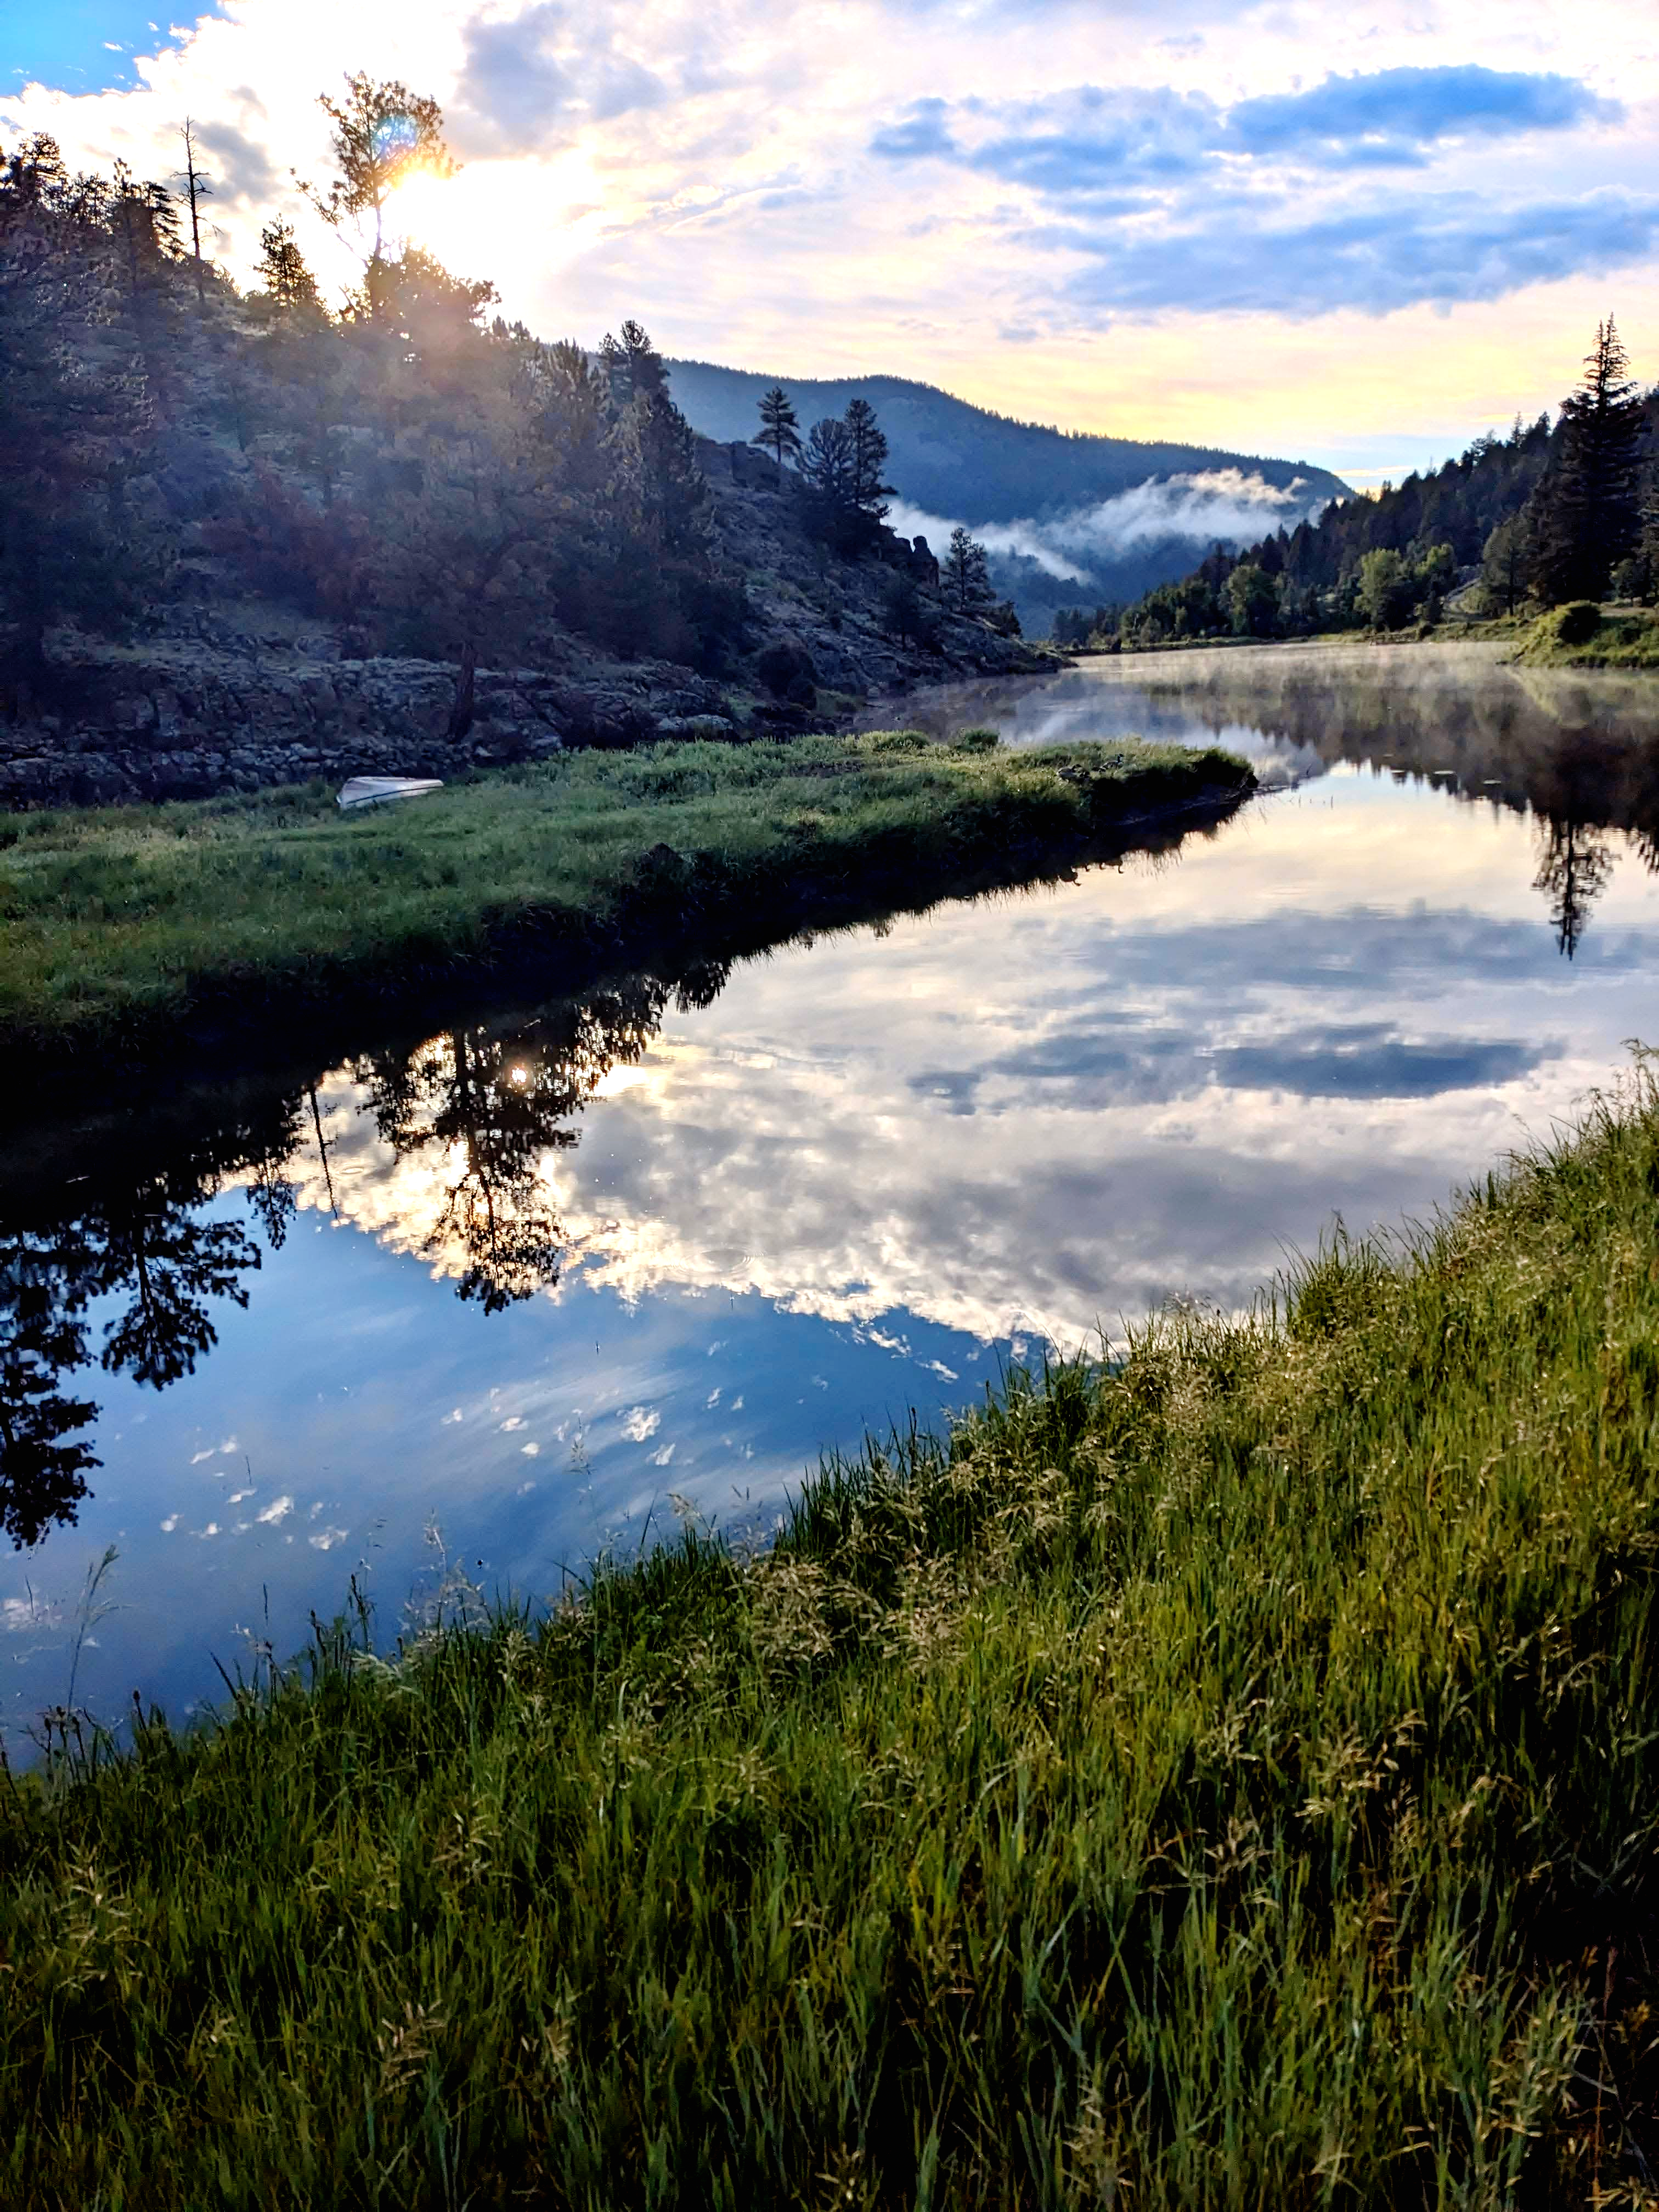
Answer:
[{"left": 5, "top": 639, "right": 1658, "bottom": 1744}]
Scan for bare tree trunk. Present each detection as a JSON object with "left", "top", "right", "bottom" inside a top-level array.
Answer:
[
  {"left": 447, "top": 641, "right": 477, "bottom": 743},
  {"left": 180, "top": 121, "right": 212, "bottom": 310}
]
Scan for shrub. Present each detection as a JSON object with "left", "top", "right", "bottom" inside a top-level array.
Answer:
[
  {"left": 755, "top": 639, "right": 818, "bottom": 699},
  {"left": 1554, "top": 600, "right": 1603, "bottom": 646}
]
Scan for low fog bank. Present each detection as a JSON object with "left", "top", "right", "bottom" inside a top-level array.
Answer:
[{"left": 888, "top": 471, "right": 1336, "bottom": 635}]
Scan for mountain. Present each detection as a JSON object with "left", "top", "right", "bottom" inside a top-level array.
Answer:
[{"left": 666, "top": 361, "right": 1352, "bottom": 634}]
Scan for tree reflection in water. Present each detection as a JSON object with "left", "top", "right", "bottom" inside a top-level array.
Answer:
[
  {"left": 0, "top": 963, "right": 730, "bottom": 1544},
  {"left": 1532, "top": 820, "right": 1617, "bottom": 962}
]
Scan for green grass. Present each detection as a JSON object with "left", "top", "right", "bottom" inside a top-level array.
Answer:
[
  {"left": 9, "top": 1064, "right": 1659, "bottom": 2204},
  {"left": 1514, "top": 604, "right": 1659, "bottom": 668},
  {"left": 0, "top": 731, "right": 1250, "bottom": 1080}
]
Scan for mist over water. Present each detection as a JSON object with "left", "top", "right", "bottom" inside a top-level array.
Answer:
[{"left": 5, "top": 643, "right": 1659, "bottom": 1743}]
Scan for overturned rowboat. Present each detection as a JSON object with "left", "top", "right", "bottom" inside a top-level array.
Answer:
[{"left": 336, "top": 776, "right": 444, "bottom": 810}]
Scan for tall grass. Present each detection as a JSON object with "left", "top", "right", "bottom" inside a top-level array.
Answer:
[
  {"left": 8, "top": 1064, "right": 1659, "bottom": 2204},
  {"left": 0, "top": 732, "right": 1249, "bottom": 1078}
]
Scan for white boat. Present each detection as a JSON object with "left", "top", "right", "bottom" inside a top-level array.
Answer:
[{"left": 336, "top": 776, "right": 445, "bottom": 810}]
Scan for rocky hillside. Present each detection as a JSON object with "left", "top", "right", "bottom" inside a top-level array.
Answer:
[
  {"left": 1, "top": 133, "right": 1047, "bottom": 810},
  {"left": 0, "top": 436, "right": 1046, "bottom": 812}
]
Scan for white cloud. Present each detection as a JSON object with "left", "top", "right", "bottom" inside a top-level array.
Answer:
[
  {"left": 619, "top": 1404, "right": 661, "bottom": 1441},
  {"left": 256, "top": 1493, "right": 294, "bottom": 1525},
  {"left": 890, "top": 470, "right": 1329, "bottom": 584}
]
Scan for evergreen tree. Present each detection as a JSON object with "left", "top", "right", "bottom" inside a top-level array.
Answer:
[
  {"left": 941, "top": 524, "right": 992, "bottom": 615},
  {"left": 598, "top": 318, "right": 667, "bottom": 409},
  {"left": 0, "top": 137, "right": 161, "bottom": 687},
  {"left": 1528, "top": 318, "right": 1646, "bottom": 605},
  {"left": 753, "top": 384, "right": 802, "bottom": 477},
  {"left": 108, "top": 161, "right": 184, "bottom": 320},
  {"left": 842, "top": 396, "right": 893, "bottom": 518},
  {"left": 253, "top": 217, "right": 323, "bottom": 317}
]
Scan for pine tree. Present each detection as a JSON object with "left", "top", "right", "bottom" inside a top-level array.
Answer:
[
  {"left": 1528, "top": 318, "right": 1646, "bottom": 605},
  {"left": 842, "top": 397, "right": 893, "bottom": 518},
  {"left": 753, "top": 385, "right": 802, "bottom": 477},
  {"left": 598, "top": 318, "right": 666, "bottom": 410},
  {"left": 0, "top": 142, "right": 159, "bottom": 687},
  {"left": 941, "top": 524, "right": 992, "bottom": 615},
  {"left": 254, "top": 217, "right": 323, "bottom": 315}
]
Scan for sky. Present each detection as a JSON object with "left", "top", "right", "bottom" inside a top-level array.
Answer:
[{"left": 3, "top": 0, "right": 1657, "bottom": 484}]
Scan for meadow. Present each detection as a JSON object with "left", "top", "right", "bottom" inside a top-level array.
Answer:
[
  {"left": 7, "top": 1060, "right": 1659, "bottom": 2205},
  {"left": 0, "top": 730, "right": 1250, "bottom": 1089}
]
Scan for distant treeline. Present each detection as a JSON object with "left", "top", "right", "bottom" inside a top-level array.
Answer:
[{"left": 1057, "top": 324, "right": 1658, "bottom": 649}]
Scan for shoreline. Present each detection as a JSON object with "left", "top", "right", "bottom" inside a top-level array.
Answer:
[{"left": 0, "top": 732, "right": 1254, "bottom": 1115}]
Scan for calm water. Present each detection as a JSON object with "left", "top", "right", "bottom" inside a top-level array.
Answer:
[{"left": 5, "top": 642, "right": 1658, "bottom": 1743}]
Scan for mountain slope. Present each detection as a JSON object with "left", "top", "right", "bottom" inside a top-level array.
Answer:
[
  {"left": 667, "top": 362, "right": 1347, "bottom": 521},
  {"left": 667, "top": 360, "right": 1351, "bottom": 631}
]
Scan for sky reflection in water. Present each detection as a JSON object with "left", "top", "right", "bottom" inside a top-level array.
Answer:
[{"left": 5, "top": 646, "right": 1659, "bottom": 1741}]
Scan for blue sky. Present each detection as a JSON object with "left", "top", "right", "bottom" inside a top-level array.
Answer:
[
  {"left": 1, "top": 2, "right": 224, "bottom": 94},
  {"left": 3, "top": 0, "right": 1656, "bottom": 482}
]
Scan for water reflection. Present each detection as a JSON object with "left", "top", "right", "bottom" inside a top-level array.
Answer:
[
  {"left": 895, "top": 641, "right": 1659, "bottom": 963},
  {"left": 1, "top": 1144, "right": 286, "bottom": 1544},
  {"left": 0, "top": 966, "right": 764, "bottom": 1543},
  {"left": 5, "top": 646, "right": 1659, "bottom": 1736}
]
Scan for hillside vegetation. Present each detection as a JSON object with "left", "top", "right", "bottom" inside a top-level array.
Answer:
[{"left": 8, "top": 1063, "right": 1659, "bottom": 2203}]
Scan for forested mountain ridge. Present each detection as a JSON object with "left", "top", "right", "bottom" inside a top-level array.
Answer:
[{"left": 667, "top": 360, "right": 1350, "bottom": 525}]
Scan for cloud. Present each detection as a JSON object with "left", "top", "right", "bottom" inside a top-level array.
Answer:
[
  {"left": 868, "top": 97, "right": 957, "bottom": 161},
  {"left": 185, "top": 116, "right": 279, "bottom": 205},
  {"left": 1228, "top": 67, "right": 1621, "bottom": 166},
  {"left": 888, "top": 469, "right": 1329, "bottom": 584},
  {"left": 1051, "top": 191, "right": 1659, "bottom": 320},
  {"left": 874, "top": 67, "right": 1618, "bottom": 191},
  {"left": 448, "top": 1, "right": 668, "bottom": 157},
  {"left": 870, "top": 65, "right": 1643, "bottom": 319}
]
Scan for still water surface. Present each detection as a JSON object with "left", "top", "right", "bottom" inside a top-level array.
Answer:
[{"left": 5, "top": 642, "right": 1658, "bottom": 1741}]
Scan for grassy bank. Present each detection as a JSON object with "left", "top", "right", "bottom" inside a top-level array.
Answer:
[
  {"left": 0, "top": 731, "right": 1249, "bottom": 1087},
  {"left": 1514, "top": 603, "right": 1659, "bottom": 668},
  {"left": 9, "top": 1070, "right": 1659, "bottom": 2204}
]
